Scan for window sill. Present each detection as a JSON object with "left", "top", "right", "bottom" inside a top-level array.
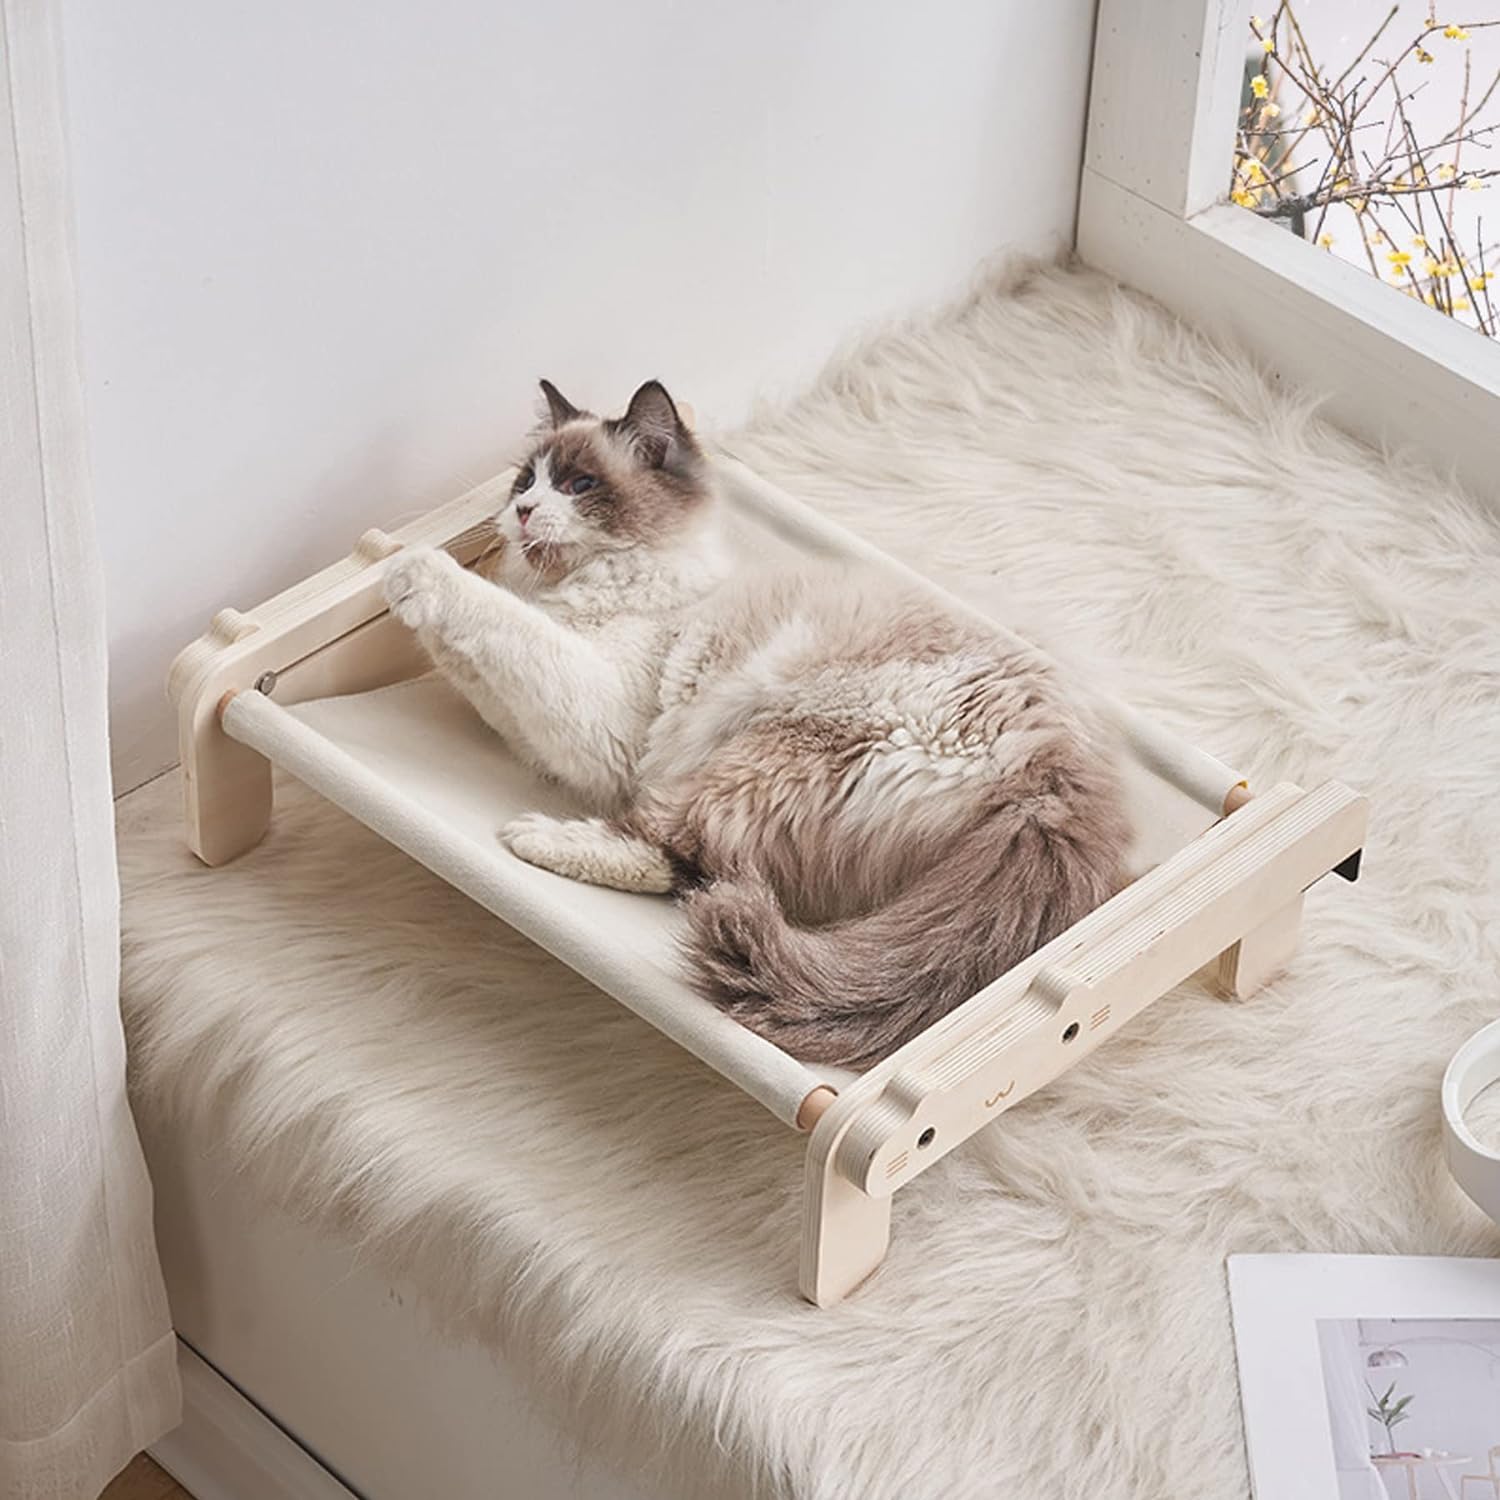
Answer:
[{"left": 1078, "top": 169, "right": 1500, "bottom": 508}]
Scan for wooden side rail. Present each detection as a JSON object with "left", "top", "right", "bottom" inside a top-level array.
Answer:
[{"left": 799, "top": 779, "right": 1367, "bottom": 1305}]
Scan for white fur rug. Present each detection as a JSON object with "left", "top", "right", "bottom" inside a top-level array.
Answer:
[{"left": 117, "top": 261, "right": 1500, "bottom": 1500}]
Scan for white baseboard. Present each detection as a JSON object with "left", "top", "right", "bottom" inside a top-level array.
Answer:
[{"left": 151, "top": 1341, "right": 360, "bottom": 1500}]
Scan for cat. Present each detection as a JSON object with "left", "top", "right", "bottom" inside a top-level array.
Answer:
[{"left": 383, "top": 379, "right": 1132, "bottom": 1069}]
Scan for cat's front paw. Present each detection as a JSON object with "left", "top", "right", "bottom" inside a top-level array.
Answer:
[{"left": 384, "top": 547, "right": 462, "bottom": 630}]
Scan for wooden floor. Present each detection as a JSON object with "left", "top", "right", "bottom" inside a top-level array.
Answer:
[{"left": 101, "top": 1455, "right": 191, "bottom": 1500}]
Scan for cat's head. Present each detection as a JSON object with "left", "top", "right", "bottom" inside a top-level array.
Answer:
[{"left": 497, "top": 379, "right": 710, "bottom": 578}]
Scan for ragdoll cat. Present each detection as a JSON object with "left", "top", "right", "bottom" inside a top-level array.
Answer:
[{"left": 383, "top": 379, "right": 1131, "bottom": 1068}]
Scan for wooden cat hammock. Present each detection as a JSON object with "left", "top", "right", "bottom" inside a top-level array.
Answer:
[{"left": 169, "top": 424, "right": 1367, "bottom": 1307}]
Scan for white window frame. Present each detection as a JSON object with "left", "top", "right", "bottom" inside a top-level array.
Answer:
[{"left": 1079, "top": 0, "right": 1500, "bottom": 507}]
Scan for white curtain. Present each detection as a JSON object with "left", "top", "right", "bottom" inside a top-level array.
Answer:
[
  {"left": 1316, "top": 1322, "right": 1392, "bottom": 1500},
  {"left": 0, "top": 2, "right": 181, "bottom": 1495}
]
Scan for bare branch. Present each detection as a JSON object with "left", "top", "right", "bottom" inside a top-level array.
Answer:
[
  {"left": 1332, "top": 5, "right": 1400, "bottom": 94},
  {"left": 1232, "top": 1, "right": 1500, "bottom": 337}
]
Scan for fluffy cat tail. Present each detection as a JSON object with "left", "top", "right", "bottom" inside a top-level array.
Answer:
[{"left": 681, "top": 816, "right": 1124, "bottom": 1071}]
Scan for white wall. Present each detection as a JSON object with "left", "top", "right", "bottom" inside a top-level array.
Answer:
[{"left": 60, "top": 0, "right": 1097, "bottom": 793}]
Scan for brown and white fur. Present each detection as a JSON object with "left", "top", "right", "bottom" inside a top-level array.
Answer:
[{"left": 384, "top": 380, "right": 1131, "bottom": 1068}]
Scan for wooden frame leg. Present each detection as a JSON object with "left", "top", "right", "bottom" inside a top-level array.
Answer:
[
  {"left": 800, "top": 1157, "right": 892, "bottom": 1307},
  {"left": 182, "top": 702, "right": 275, "bottom": 867},
  {"left": 1216, "top": 893, "right": 1305, "bottom": 997}
]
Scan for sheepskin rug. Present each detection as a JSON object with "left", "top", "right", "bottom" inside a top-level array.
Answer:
[{"left": 117, "top": 261, "right": 1500, "bottom": 1500}]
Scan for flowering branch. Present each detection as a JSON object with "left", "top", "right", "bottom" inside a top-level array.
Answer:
[{"left": 1232, "top": 2, "right": 1499, "bottom": 337}]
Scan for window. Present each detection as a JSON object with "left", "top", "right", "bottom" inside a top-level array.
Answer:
[{"left": 1079, "top": 0, "right": 1500, "bottom": 505}]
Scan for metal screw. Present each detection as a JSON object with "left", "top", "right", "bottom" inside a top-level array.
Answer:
[{"left": 254, "top": 670, "right": 278, "bottom": 695}]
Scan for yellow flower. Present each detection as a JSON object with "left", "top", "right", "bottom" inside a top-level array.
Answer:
[
  {"left": 1304, "top": 108, "right": 1320, "bottom": 126},
  {"left": 1262, "top": 37, "right": 1275, "bottom": 52},
  {"left": 1317, "top": 233, "right": 1335, "bottom": 249},
  {"left": 1388, "top": 250, "right": 1413, "bottom": 266},
  {"left": 1245, "top": 159, "right": 1266, "bottom": 182},
  {"left": 1467, "top": 176, "right": 1489, "bottom": 190},
  {"left": 1437, "top": 163, "right": 1457, "bottom": 181},
  {"left": 1231, "top": 189, "right": 1257, "bottom": 207},
  {"left": 1444, "top": 24, "right": 1470, "bottom": 39},
  {"left": 1251, "top": 14, "right": 1264, "bottom": 26},
  {"left": 1412, "top": 235, "right": 1427, "bottom": 249},
  {"left": 1251, "top": 74, "right": 1269, "bottom": 99},
  {"left": 1424, "top": 257, "right": 1442, "bottom": 275},
  {"left": 1416, "top": 46, "right": 1434, "bottom": 62},
  {"left": 1472, "top": 273, "right": 1490, "bottom": 289},
  {"left": 1453, "top": 298, "right": 1471, "bottom": 311},
  {"left": 1261, "top": 100, "right": 1281, "bottom": 118}
]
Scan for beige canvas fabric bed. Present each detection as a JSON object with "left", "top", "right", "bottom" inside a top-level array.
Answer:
[{"left": 235, "top": 675, "right": 837, "bottom": 1126}]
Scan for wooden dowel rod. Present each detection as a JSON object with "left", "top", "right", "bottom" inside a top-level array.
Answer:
[
  {"left": 1222, "top": 782, "right": 1253, "bottom": 815},
  {"left": 797, "top": 1085, "right": 839, "bottom": 1132}
]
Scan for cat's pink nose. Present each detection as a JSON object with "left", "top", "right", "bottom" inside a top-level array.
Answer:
[{"left": 515, "top": 503, "right": 535, "bottom": 525}]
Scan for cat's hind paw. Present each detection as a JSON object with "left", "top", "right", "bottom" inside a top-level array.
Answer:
[{"left": 500, "top": 814, "right": 674, "bottom": 894}]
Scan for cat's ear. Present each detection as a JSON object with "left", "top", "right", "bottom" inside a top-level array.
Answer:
[
  {"left": 538, "top": 379, "right": 582, "bottom": 428},
  {"left": 616, "top": 380, "right": 686, "bottom": 468}
]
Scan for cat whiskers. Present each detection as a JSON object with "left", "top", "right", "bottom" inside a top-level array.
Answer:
[
  {"left": 516, "top": 532, "right": 566, "bottom": 592},
  {"left": 514, "top": 548, "right": 545, "bottom": 600}
]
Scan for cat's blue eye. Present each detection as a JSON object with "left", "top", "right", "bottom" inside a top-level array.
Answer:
[
  {"left": 514, "top": 469, "right": 534, "bottom": 494},
  {"left": 567, "top": 475, "right": 597, "bottom": 496}
]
